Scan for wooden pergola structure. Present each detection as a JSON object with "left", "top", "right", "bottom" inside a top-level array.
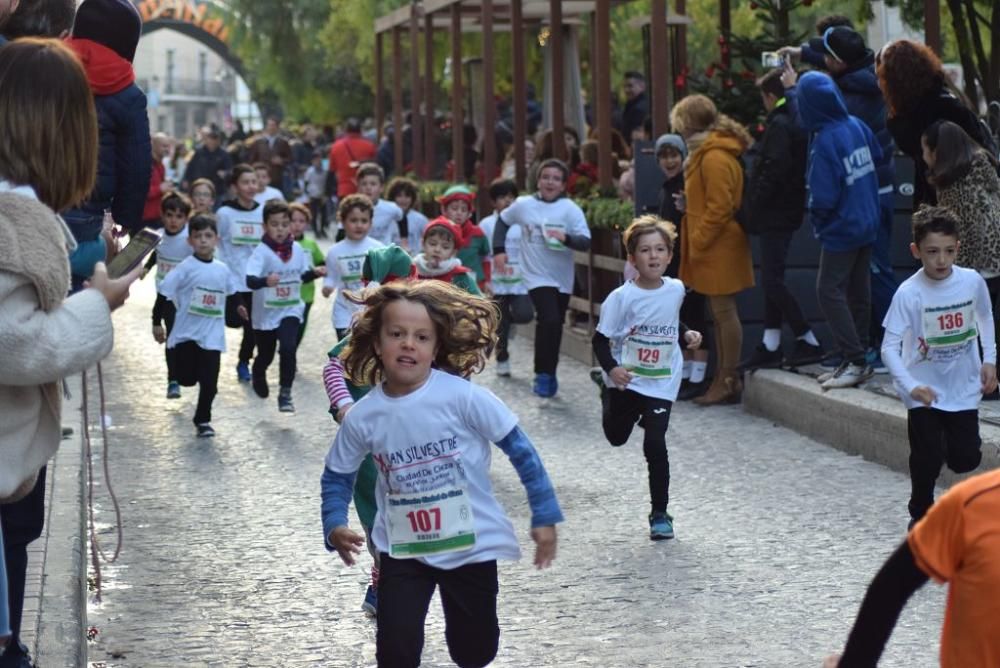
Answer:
[{"left": 373, "top": 0, "right": 689, "bottom": 193}]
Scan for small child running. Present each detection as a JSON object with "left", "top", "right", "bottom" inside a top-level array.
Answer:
[
  {"left": 591, "top": 216, "right": 702, "bottom": 540},
  {"left": 880, "top": 206, "right": 996, "bottom": 529},
  {"left": 413, "top": 217, "right": 481, "bottom": 294},
  {"left": 322, "top": 194, "right": 385, "bottom": 340},
  {"left": 157, "top": 215, "right": 241, "bottom": 437},
  {"left": 321, "top": 280, "right": 562, "bottom": 667},
  {"left": 289, "top": 202, "right": 324, "bottom": 343},
  {"left": 356, "top": 163, "right": 403, "bottom": 246},
  {"left": 387, "top": 176, "right": 428, "bottom": 246},
  {"left": 438, "top": 184, "right": 490, "bottom": 290}
]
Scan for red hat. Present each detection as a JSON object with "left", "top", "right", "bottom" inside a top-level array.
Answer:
[
  {"left": 422, "top": 216, "right": 466, "bottom": 248},
  {"left": 436, "top": 184, "right": 476, "bottom": 208}
]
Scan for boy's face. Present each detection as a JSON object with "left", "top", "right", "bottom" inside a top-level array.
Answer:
[
  {"left": 342, "top": 207, "right": 372, "bottom": 241},
  {"left": 265, "top": 212, "right": 292, "bottom": 243},
  {"left": 162, "top": 207, "right": 187, "bottom": 234},
  {"left": 493, "top": 193, "right": 516, "bottom": 213},
  {"left": 422, "top": 232, "right": 456, "bottom": 265},
  {"left": 255, "top": 168, "right": 270, "bottom": 191},
  {"left": 191, "top": 186, "right": 214, "bottom": 212},
  {"left": 537, "top": 167, "right": 566, "bottom": 200},
  {"left": 443, "top": 200, "right": 472, "bottom": 225},
  {"left": 358, "top": 175, "right": 383, "bottom": 200},
  {"left": 236, "top": 173, "right": 258, "bottom": 202},
  {"left": 290, "top": 210, "right": 309, "bottom": 238},
  {"left": 658, "top": 148, "right": 683, "bottom": 178},
  {"left": 188, "top": 227, "right": 218, "bottom": 258},
  {"left": 394, "top": 192, "right": 414, "bottom": 212},
  {"left": 628, "top": 230, "right": 672, "bottom": 280},
  {"left": 911, "top": 231, "right": 959, "bottom": 281}
]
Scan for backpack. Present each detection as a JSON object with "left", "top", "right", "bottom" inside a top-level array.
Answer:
[{"left": 734, "top": 147, "right": 758, "bottom": 234}]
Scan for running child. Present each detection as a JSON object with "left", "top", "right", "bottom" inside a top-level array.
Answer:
[
  {"left": 592, "top": 216, "right": 702, "bottom": 540},
  {"left": 289, "top": 202, "right": 325, "bottom": 343},
  {"left": 413, "top": 217, "right": 481, "bottom": 295},
  {"left": 216, "top": 163, "right": 263, "bottom": 382},
  {"left": 438, "top": 184, "right": 490, "bottom": 290},
  {"left": 480, "top": 179, "right": 533, "bottom": 377},
  {"left": 321, "top": 280, "right": 563, "bottom": 667},
  {"left": 189, "top": 178, "right": 216, "bottom": 215},
  {"left": 253, "top": 161, "right": 285, "bottom": 205},
  {"left": 322, "top": 194, "right": 385, "bottom": 340},
  {"left": 880, "top": 206, "right": 996, "bottom": 529},
  {"left": 157, "top": 214, "right": 241, "bottom": 437},
  {"left": 492, "top": 158, "right": 592, "bottom": 398},
  {"left": 355, "top": 162, "right": 402, "bottom": 246},
  {"left": 149, "top": 191, "right": 194, "bottom": 398},
  {"left": 387, "top": 176, "right": 428, "bottom": 248},
  {"left": 245, "top": 199, "right": 324, "bottom": 412}
]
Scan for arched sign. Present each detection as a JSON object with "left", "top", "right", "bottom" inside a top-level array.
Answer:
[{"left": 133, "top": 0, "right": 245, "bottom": 80}]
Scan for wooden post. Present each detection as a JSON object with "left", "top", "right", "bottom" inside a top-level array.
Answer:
[
  {"left": 424, "top": 11, "right": 435, "bottom": 178},
  {"left": 650, "top": 0, "right": 669, "bottom": 137},
  {"left": 409, "top": 3, "right": 423, "bottom": 177},
  {"left": 451, "top": 4, "right": 464, "bottom": 181},
  {"left": 595, "top": 0, "right": 612, "bottom": 190},
  {"left": 675, "top": 0, "right": 688, "bottom": 98},
  {"left": 924, "top": 0, "right": 941, "bottom": 55},
  {"left": 719, "top": 0, "right": 731, "bottom": 67},
  {"left": 392, "top": 27, "right": 404, "bottom": 176},
  {"left": 482, "top": 0, "right": 497, "bottom": 185},
  {"left": 375, "top": 32, "right": 385, "bottom": 142},
  {"left": 550, "top": 0, "right": 565, "bottom": 161},
  {"left": 512, "top": 0, "right": 527, "bottom": 190}
]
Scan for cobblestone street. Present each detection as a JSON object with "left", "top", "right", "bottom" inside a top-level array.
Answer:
[{"left": 85, "top": 277, "right": 944, "bottom": 667}]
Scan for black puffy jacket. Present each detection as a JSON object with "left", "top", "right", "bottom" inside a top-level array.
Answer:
[{"left": 746, "top": 101, "right": 808, "bottom": 234}]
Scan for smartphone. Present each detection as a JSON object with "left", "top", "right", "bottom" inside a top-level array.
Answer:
[
  {"left": 106, "top": 227, "right": 163, "bottom": 278},
  {"left": 761, "top": 51, "right": 783, "bottom": 69}
]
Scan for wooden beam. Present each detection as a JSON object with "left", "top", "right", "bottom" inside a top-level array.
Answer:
[
  {"left": 595, "top": 0, "right": 612, "bottom": 190},
  {"left": 375, "top": 32, "right": 384, "bottom": 142},
  {"left": 675, "top": 0, "right": 688, "bottom": 98},
  {"left": 550, "top": 0, "right": 565, "bottom": 162},
  {"left": 392, "top": 27, "right": 404, "bottom": 175},
  {"left": 924, "top": 0, "right": 941, "bottom": 55},
  {"left": 512, "top": 0, "right": 527, "bottom": 190},
  {"left": 650, "top": 0, "right": 669, "bottom": 138},
  {"left": 424, "top": 10, "right": 435, "bottom": 178},
  {"left": 410, "top": 3, "right": 424, "bottom": 178},
  {"left": 451, "top": 3, "right": 464, "bottom": 180},
  {"left": 482, "top": 0, "right": 497, "bottom": 186}
]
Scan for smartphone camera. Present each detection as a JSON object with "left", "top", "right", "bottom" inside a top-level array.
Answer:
[{"left": 761, "top": 51, "right": 783, "bottom": 69}]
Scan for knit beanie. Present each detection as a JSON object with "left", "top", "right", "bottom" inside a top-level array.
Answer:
[
  {"left": 362, "top": 244, "right": 416, "bottom": 287},
  {"left": 422, "top": 216, "right": 465, "bottom": 247},
  {"left": 73, "top": 0, "right": 142, "bottom": 63},
  {"left": 436, "top": 184, "right": 476, "bottom": 208},
  {"left": 654, "top": 134, "right": 688, "bottom": 160}
]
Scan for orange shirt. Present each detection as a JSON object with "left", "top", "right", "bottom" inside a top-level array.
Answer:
[{"left": 908, "top": 468, "right": 1000, "bottom": 668}]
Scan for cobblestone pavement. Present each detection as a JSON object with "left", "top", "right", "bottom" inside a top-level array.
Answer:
[{"left": 85, "top": 275, "right": 945, "bottom": 668}]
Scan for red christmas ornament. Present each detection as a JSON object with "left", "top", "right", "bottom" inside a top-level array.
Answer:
[
  {"left": 724, "top": 79, "right": 734, "bottom": 89},
  {"left": 675, "top": 74, "right": 687, "bottom": 88},
  {"left": 718, "top": 35, "right": 727, "bottom": 45},
  {"left": 706, "top": 65, "right": 717, "bottom": 78}
]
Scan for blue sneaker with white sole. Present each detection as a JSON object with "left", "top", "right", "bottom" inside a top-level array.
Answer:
[
  {"left": 649, "top": 512, "right": 675, "bottom": 540},
  {"left": 362, "top": 585, "right": 377, "bottom": 616},
  {"left": 533, "top": 373, "right": 558, "bottom": 398}
]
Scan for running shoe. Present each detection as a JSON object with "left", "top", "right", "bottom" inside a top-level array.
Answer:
[
  {"left": 278, "top": 387, "right": 295, "bottom": 412},
  {"left": 252, "top": 372, "right": 269, "bottom": 399},
  {"left": 533, "top": 373, "right": 558, "bottom": 398},
  {"left": 784, "top": 340, "right": 825, "bottom": 367},
  {"left": 821, "top": 363, "right": 873, "bottom": 390},
  {"left": 496, "top": 360, "right": 511, "bottom": 377},
  {"left": 649, "top": 512, "right": 675, "bottom": 540},
  {"left": 236, "top": 362, "right": 252, "bottom": 383},
  {"left": 196, "top": 423, "right": 216, "bottom": 438},
  {"left": 361, "top": 584, "right": 377, "bottom": 617},
  {"left": 166, "top": 381, "right": 181, "bottom": 399},
  {"left": 738, "top": 344, "right": 783, "bottom": 371}
]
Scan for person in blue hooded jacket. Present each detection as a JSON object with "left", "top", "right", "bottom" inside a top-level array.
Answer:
[{"left": 797, "top": 71, "right": 882, "bottom": 390}]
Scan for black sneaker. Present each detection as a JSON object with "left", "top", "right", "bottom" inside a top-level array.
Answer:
[
  {"left": 738, "top": 344, "right": 783, "bottom": 371},
  {"left": 252, "top": 372, "right": 269, "bottom": 399},
  {"left": 784, "top": 340, "right": 825, "bottom": 367},
  {"left": 278, "top": 387, "right": 295, "bottom": 413},
  {"left": 676, "top": 380, "right": 707, "bottom": 401},
  {"left": 196, "top": 423, "right": 216, "bottom": 438}
]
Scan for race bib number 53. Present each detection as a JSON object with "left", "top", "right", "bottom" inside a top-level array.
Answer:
[{"left": 386, "top": 486, "right": 476, "bottom": 558}]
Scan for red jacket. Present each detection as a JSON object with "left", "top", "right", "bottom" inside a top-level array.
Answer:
[
  {"left": 328, "top": 133, "right": 376, "bottom": 198},
  {"left": 142, "top": 159, "right": 165, "bottom": 223}
]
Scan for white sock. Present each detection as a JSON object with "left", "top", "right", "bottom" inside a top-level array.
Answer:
[
  {"left": 682, "top": 360, "right": 692, "bottom": 380},
  {"left": 798, "top": 330, "right": 820, "bottom": 347},
  {"left": 690, "top": 361, "right": 707, "bottom": 383},
  {"left": 762, "top": 329, "right": 781, "bottom": 352}
]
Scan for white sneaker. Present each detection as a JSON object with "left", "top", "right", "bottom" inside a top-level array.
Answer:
[
  {"left": 821, "top": 363, "right": 873, "bottom": 390},
  {"left": 817, "top": 361, "right": 846, "bottom": 383},
  {"left": 496, "top": 360, "right": 511, "bottom": 377}
]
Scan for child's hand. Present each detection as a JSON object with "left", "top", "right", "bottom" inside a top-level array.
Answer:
[
  {"left": 329, "top": 526, "right": 365, "bottom": 566},
  {"left": 314, "top": 266, "right": 328, "bottom": 277},
  {"left": 531, "top": 525, "right": 558, "bottom": 569},
  {"left": 544, "top": 229, "right": 567, "bottom": 243},
  {"left": 322, "top": 286, "right": 334, "bottom": 298},
  {"left": 335, "top": 402, "right": 355, "bottom": 423},
  {"left": 608, "top": 366, "right": 633, "bottom": 390},
  {"left": 910, "top": 385, "right": 937, "bottom": 407},
  {"left": 822, "top": 655, "right": 841, "bottom": 668},
  {"left": 152, "top": 325, "right": 166, "bottom": 344},
  {"left": 265, "top": 272, "right": 280, "bottom": 287},
  {"left": 672, "top": 191, "right": 686, "bottom": 213},
  {"left": 684, "top": 330, "right": 703, "bottom": 350},
  {"left": 493, "top": 253, "right": 508, "bottom": 275},
  {"left": 237, "top": 305, "right": 249, "bottom": 322},
  {"left": 981, "top": 363, "right": 997, "bottom": 394}
]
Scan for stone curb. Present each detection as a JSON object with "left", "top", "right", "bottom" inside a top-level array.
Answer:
[{"left": 743, "top": 368, "right": 1000, "bottom": 486}]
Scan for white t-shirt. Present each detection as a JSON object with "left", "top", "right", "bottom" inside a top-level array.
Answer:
[
  {"left": 596, "top": 278, "right": 686, "bottom": 401},
  {"left": 370, "top": 199, "right": 403, "bottom": 246},
  {"left": 254, "top": 187, "right": 285, "bottom": 205},
  {"left": 323, "top": 236, "right": 385, "bottom": 328},
  {"left": 882, "top": 266, "right": 997, "bottom": 411},
  {"left": 245, "top": 241, "right": 309, "bottom": 330},
  {"left": 404, "top": 208, "right": 429, "bottom": 245},
  {"left": 158, "top": 256, "right": 240, "bottom": 352},
  {"left": 325, "top": 370, "right": 521, "bottom": 569},
  {"left": 498, "top": 195, "right": 590, "bottom": 293},
  {"left": 481, "top": 212, "right": 528, "bottom": 296},
  {"left": 216, "top": 202, "right": 264, "bottom": 291},
  {"left": 154, "top": 226, "right": 192, "bottom": 288}
]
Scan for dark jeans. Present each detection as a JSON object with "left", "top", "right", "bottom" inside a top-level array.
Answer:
[
  {"left": 225, "top": 291, "right": 255, "bottom": 365},
  {"left": 253, "top": 316, "right": 301, "bottom": 389},
  {"left": 816, "top": 245, "right": 871, "bottom": 364},
  {"left": 162, "top": 300, "right": 179, "bottom": 382},
  {"left": 0, "top": 467, "right": 46, "bottom": 664},
  {"left": 907, "top": 408, "right": 982, "bottom": 521},
  {"left": 869, "top": 194, "right": 899, "bottom": 347},
  {"left": 309, "top": 198, "right": 329, "bottom": 236},
  {"left": 760, "top": 232, "right": 809, "bottom": 336},
  {"left": 602, "top": 388, "right": 673, "bottom": 514},
  {"left": 297, "top": 301, "right": 313, "bottom": 346},
  {"left": 376, "top": 554, "right": 499, "bottom": 668},
  {"left": 529, "top": 287, "right": 569, "bottom": 376},
  {"left": 495, "top": 294, "right": 534, "bottom": 362},
  {"left": 174, "top": 342, "right": 221, "bottom": 425}
]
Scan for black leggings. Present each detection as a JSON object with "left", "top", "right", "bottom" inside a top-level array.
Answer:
[
  {"left": 602, "top": 388, "right": 673, "bottom": 514},
  {"left": 495, "top": 294, "right": 534, "bottom": 362},
  {"left": 253, "top": 316, "right": 301, "bottom": 389},
  {"left": 376, "top": 554, "right": 499, "bottom": 668},
  {"left": 174, "top": 342, "right": 221, "bottom": 425},
  {"left": 0, "top": 467, "right": 46, "bottom": 654},
  {"left": 529, "top": 287, "right": 569, "bottom": 375},
  {"left": 162, "top": 300, "right": 178, "bottom": 382},
  {"left": 225, "top": 291, "right": 255, "bottom": 365},
  {"left": 907, "top": 407, "right": 982, "bottom": 521}
]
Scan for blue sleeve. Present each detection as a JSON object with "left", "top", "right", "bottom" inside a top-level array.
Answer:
[
  {"left": 495, "top": 426, "right": 564, "bottom": 527},
  {"left": 321, "top": 466, "right": 358, "bottom": 551},
  {"left": 112, "top": 89, "right": 152, "bottom": 231}
]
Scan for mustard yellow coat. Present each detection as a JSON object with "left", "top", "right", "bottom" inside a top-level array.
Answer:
[{"left": 679, "top": 131, "right": 755, "bottom": 296}]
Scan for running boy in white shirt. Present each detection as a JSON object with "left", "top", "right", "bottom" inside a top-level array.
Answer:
[
  {"left": 253, "top": 161, "right": 285, "bottom": 205},
  {"left": 387, "top": 176, "right": 428, "bottom": 248},
  {"left": 148, "top": 191, "right": 193, "bottom": 399},
  {"left": 157, "top": 215, "right": 241, "bottom": 438},
  {"left": 246, "top": 200, "right": 325, "bottom": 412},
  {"left": 592, "top": 216, "right": 702, "bottom": 540},
  {"left": 322, "top": 194, "right": 384, "bottom": 339},
  {"left": 881, "top": 206, "right": 997, "bottom": 529},
  {"left": 356, "top": 162, "right": 403, "bottom": 246},
  {"left": 321, "top": 280, "right": 562, "bottom": 667},
  {"left": 215, "top": 163, "right": 264, "bottom": 382}
]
